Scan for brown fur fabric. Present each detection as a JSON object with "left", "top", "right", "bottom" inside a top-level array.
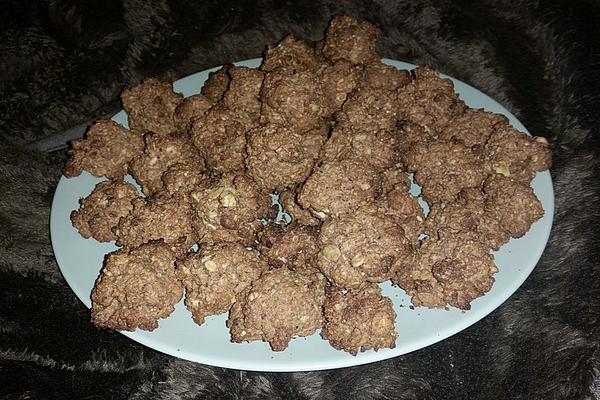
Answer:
[{"left": 1, "top": 0, "right": 600, "bottom": 399}]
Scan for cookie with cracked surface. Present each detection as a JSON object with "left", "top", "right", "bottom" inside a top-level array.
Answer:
[
  {"left": 438, "top": 108, "right": 509, "bottom": 149},
  {"left": 258, "top": 223, "right": 321, "bottom": 274},
  {"left": 173, "top": 94, "right": 213, "bottom": 135},
  {"left": 189, "top": 105, "right": 250, "bottom": 173},
  {"left": 319, "top": 59, "right": 361, "bottom": 113},
  {"left": 201, "top": 65, "right": 232, "bottom": 103},
  {"left": 319, "top": 125, "right": 401, "bottom": 172},
  {"left": 222, "top": 66, "right": 264, "bottom": 123},
  {"left": 483, "top": 174, "right": 544, "bottom": 239},
  {"left": 336, "top": 86, "right": 400, "bottom": 133},
  {"left": 361, "top": 61, "right": 411, "bottom": 91},
  {"left": 260, "top": 66, "right": 327, "bottom": 132},
  {"left": 484, "top": 126, "right": 552, "bottom": 182},
  {"left": 425, "top": 188, "right": 509, "bottom": 250},
  {"left": 261, "top": 35, "right": 320, "bottom": 72}
]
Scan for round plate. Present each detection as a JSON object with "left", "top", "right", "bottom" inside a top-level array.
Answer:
[{"left": 50, "top": 58, "right": 554, "bottom": 372}]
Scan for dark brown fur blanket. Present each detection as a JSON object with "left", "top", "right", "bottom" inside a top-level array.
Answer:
[{"left": 1, "top": 1, "right": 599, "bottom": 399}]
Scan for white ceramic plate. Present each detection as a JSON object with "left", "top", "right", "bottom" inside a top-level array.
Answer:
[{"left": 50, "top": 58, "right": 554, "bottom": 372}]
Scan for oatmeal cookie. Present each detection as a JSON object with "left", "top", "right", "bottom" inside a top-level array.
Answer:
[
  {"left": 245, "top": 123, "right": 326, "bottom": 191},
  {"left": 176, "top": 243, "right": 267, "bottom": 325},
  {"left": 261, "top": 35, "right": 320, "bottom": 72},
  {"left": 201, "top": 65, "right": 232, "bottom": 103},
  {"left": 317, "top": 204, "right": 414, "bottom": 290},
  {"left": 227, "top": 267, "right": 326, "bottom": 351},
  {"left": 129, "top": 133, "right": 205, "bottom": 196},
  {"left": 321, "top": 284, "right": 397, "bottom": 355},
  {"left": 190, "top": 105, "right": 249, "bottom": 173},
  {"left": 322, "top": 15, "right": 381, "bottom": 65},
  {"left": 258, "top": 224, "right": 320, "bottom": 274},
  {"left": 298, "top": 159, "right": 381, "bottom": 218},
  {"left": 91, "top": 241, "right": 182, "bottom": 331},
  {"left": 397, "top": 66, "right": 466, "bottom": 133},
  {"left": 191, "top": 173, "right": 269, "bottom": 246},
  {"left": 393, "top": 233, "right": 497, "bottom": 310},
  {"left": 64, "top": 119, "right": 144, "bottom": 179},
  {"left": 114, "top": 193, "right": 196, "bottom": 256},
  {"left": 484, "top": 126, "right": 552, "bottom": 182},
  {"left": 121, "top": 78, "right": 183, "bottom": 136},
  {"left": 404, "top": 139, "right": 486, "bottom": 204},
  {"left": 71, "top": 180, "right": 139, "bottom": 242},
  {"left": 260, "top": 67, "right": 327, "bottom": 132}
]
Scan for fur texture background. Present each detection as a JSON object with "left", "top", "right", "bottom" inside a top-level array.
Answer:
[{"left": 1, "top": 0, "right": 599, "bottom": 398}]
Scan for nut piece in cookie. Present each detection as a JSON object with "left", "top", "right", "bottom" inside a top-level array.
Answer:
[
  {"left": 227, "top": 267, "right": 326, "bottom": 351},
  {"left": 484, "top": 126, "right": 552, "bottom": 182},
  {"left": 298, "top": 159, "right": 381, "bottom": 218},
  {"left": 261, "top": 35, "right": 320, "bottom": 72},
  {"left": 91, "top": 241, "right": 182, "bottom": 331},
  {"left": 438, "top": 108, "right": 508, "bottom": 149},
  {"left": 321, "top": 284, "right": 397, "bottom": 356},
  {"left": 258, "top": 224, "right": 321, "bottom": 274},
  {"left": 322, "top": 15, "right": 381, "bottom": 65},
  {"left": 246, "top": 123, "right": 326, "bottom": 191},
  {"left": 114, "top": 193, "right": 196, "bottom": 256},
  {"left": 191, "top": 174, "right": 269, "bottom": 246},
  {"left": 201, "top": 65, "right": 232, "bottom": 103},
  {"left": 260, "top": 67, "right": 327, "bottom": 132},
  {"left": 71, "top": 180, "right": 139, "bottom": 242},
  {"left": 190, "top": 105, "right": 250, "bottom": 173},
  {"left": 483, "top": 175, "right": 544, "bottom": 239},
  {"left": 174, "top": 94, "right": 213, "bottom": 135},
  {"left": 394, "top": 233, "right": 497, "bottom": 310},
  {"left": 129, "top": 133, "right": 205, "bottom": 196},
  {"left": 318, "top": 205, "right": 414, "bottom": 290},
  {"left": 64, "top": 119, "right": 144, "bottom": 179},
  {"left": 121, "top": 78, "right": 183, "bottom": 136},
  {"left": 397, "top": 66, "right": 466, "bottom": 133},
  {"left": 404, "top": 140, "right": 486, "bottom": 204},
  {"left": 176, "top": 243, "right": 267, "bottom": 325}
]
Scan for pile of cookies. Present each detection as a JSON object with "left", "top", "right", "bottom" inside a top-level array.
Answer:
[{"left": 65, "top": 16, "right": 551, "bottom": 355}]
